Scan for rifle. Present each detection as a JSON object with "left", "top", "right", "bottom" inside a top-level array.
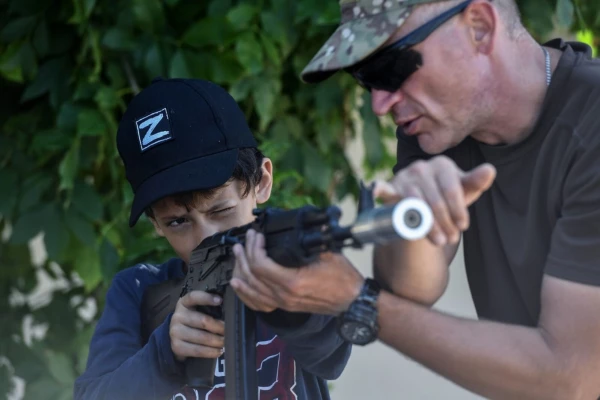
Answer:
[{"left": 140, "top": 183, "right": 433, "bottom": 399}]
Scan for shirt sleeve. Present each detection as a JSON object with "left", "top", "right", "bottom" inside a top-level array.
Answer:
[
  {"left": 73, "top": 272, "right": 185, "bottom": 400},
  {"left": 258, "top": 310, "right": 352, "bottom": 380},
  {"left": 545, "top": 142, "right": 600, "bottom": 285}
]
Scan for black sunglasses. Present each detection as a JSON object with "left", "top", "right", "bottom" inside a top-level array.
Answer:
[{"left": 346, "top": 0, "right": 473, "bottom": 93}]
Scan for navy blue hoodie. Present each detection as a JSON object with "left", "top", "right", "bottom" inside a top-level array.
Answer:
[{"left": 74, "top": 258, "right": 352, "bottom": 399}]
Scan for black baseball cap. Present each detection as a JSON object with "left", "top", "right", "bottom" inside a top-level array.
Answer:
[{"left": 116, "top": 77, "right": 257, "bottom": 227}]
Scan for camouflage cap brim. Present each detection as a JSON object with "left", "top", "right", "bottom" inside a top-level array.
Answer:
[{"left": 301, "top": 5, "right": 413, "bottom": 84}]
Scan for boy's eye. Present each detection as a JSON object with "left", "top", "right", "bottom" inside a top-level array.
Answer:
[
  {"left": 167, "top": 217, "right": 188, "bottom": 227},
  {"left": 211, "top": 206, "right": 234, "bottom": 215}
]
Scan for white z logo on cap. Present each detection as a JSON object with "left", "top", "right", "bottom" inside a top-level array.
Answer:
[{"left": 135, "top": 108, "right": 173, "bottom": 152}]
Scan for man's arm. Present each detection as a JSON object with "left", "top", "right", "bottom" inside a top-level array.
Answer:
[
  {"left": 372, "top": 155, "right": 495, "bottom": 305},
  {"left": 373, "top": 238, "right": 457, "bottom": 306},
  {"left": 376, "top": 275, "right": 600, "bottom": 399},
  {"left": 74, "top": 272, "right": 185, "bottom": 400}
]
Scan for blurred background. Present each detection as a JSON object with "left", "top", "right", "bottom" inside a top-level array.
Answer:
[{"left": 1, "top": 0, "right": 598, "bottom": 399}]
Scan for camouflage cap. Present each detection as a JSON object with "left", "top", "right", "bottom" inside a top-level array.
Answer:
[{"left": 301, "top": 0, "right": 448, "bottom": 83}]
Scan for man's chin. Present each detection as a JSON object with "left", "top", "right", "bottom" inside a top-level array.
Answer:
[{"left": 416, "top": 133, "right": 448, "bottom": 155}]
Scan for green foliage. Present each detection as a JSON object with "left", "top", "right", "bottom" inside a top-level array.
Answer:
[{"left": 0, "top": 0, "right": 596, "bottom": 397}]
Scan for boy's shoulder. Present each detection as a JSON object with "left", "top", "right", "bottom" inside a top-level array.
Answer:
[{"left": 111, "top": 257, "right": 185, "bottom": 293}]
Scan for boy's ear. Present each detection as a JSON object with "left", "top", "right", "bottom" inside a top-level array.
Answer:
[
  {"left": 255, "top": 158, "right": 273, "bottom": 204},
  {"left": 150, "top": 216, "right": 165, "bottom": 237}
]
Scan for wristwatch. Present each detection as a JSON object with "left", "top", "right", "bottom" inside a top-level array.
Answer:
[{"left": 337, "top": 278, "right": 381, "bottom": 345}]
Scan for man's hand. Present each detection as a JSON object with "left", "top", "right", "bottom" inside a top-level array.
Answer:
[
  {"left": 169, "top": 291, "right": 226, "bottom": 362},
  {"left": 231, "top": 229, "right": 364, "bottom": 316},
  {"left": 374, "top": 156, "right": 496, "bottom": 246}
]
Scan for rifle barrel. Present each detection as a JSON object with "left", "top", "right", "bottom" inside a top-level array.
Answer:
[{"left": 350, "top": 197, "right": 433, "bottom": 244}]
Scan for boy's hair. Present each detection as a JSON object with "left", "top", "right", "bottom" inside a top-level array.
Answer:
[{"left": 144, "top": 147, "right": 265, "bottom": 219}]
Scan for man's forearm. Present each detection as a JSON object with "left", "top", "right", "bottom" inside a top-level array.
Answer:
[
  {"left": 377, "top": 291, "right": 582, "bottom": 400},
  {"left": 373, "top": 238, "right": 454, "bottom": 306}
]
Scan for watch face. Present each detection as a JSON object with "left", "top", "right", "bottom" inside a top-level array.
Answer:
[{"left": 340, "top": 321, "right": 373, "bottom": 345}]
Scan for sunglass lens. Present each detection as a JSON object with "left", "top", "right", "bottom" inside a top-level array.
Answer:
[{"left": 351, "top": 49, "right": 423, "bottom": 92}]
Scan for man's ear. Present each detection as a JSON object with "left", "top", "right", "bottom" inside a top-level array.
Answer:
[
  {"left": 150, "top": 216, "right": 165, "bottom": 237},
  {"left": 464, "top": 0, "right": 497, "bottom": 55},
  {"left": 255, "top": 158, "right": 273, "bottom": 205}
]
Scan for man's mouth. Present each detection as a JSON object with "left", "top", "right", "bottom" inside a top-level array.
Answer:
[{"left": 398, "top": 116, "right": 422, "bottom": 135}]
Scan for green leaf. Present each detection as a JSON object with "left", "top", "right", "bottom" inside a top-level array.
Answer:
[
  {"left": 57, "top": 102, "right": 81, "bottom": 131},
  {"left": 64, "top": 209, "right": 96, "bottom": 246},
  {"left": 19, "top": 174, "right": 53, "bottom": 213},
  {"left": 24, "top": 377, "right": 63, "bottom": 400},
  {"left": 226, "top": 3, "right": 258, "bottom": 29},
  {"left": 259, "top": 33, "right": 280, "bottom": 68},
  {"left": 10, "top": 207, "right": 45, "bottom": 244},
  {"left": 21, "top": 57, "right": 66, "bottom": 102},
  {"left": 209, "top": 53, "right": 244, "bottom": 83},
  {"left": 229, "top": 77, "right": 255, "bottom": 101},
  {"left": 556, "top": 0, "right": 574, "bottom": 29},
  {"left": 32, "top": 19, "right": 50, "bottom": 56},
  {"left": 42, "top": 206, "right": 69, "bottom": 260},
  {"left": 74, "top": 245, "right": 103, "bottom": 292},
  {"left": 102, "top": 28, "right": 136, "bottom": 51},
  {"left": 168, "top": 49, "right": 192, "bottom": 79},
  {"left": 77, "top": 108, "right": 107, "bottom": 137},
  {"left": 0, "top": 42, "right": 24, "bottom": 82},
  {"left": 253, "top": 75, "right": 281, "bottom": 131},
  {"left": 302, "top": 144, "right": 332, "bottom": 193},
  {"left": 235, "top": 32, "right": 263, "bottom": 74},
  {"left": 360, "top": 91, "right": 384, "bottom": 166},
  {"left": 182, "top": 17, "right": 236, "bottom": 48},
  {"left": 0, "top": 170, "right": 18, "bottom": 216},
  {"left": 84, "top": 0, "right": 97, "bottom": 18},
  {"left": 19, "top": 42, "right": 37, "bottom": 80},
  {"left": 100, "top": 238, "right": 120, "bottom": 281},
  {"left": 1, "top": 16, "right": 37, "bottom": 42},
  {"left": 208, "top": 0, "right": 233, "bottom": 16},
  {"left": 72, "top": 181, "right": 103, "bottom": 221},
  {"left": 260, "top": 11, "right": 289, "bottom": 51},
  {"left": 58, "top": 141, "right": 80, "bottom": 191},
  {"left": 46, "top": 350, "right": 75, "bottom": 385},
  {"left": 144, "top": 43, "right": 165, "bottom": 80},
  {"left": 132, "top": 0, "right": 165, "bottom": 33}
]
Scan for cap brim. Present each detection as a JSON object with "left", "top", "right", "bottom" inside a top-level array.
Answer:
[
  {"left": 129, "top": 148, "right": 239, "bottom": 227},
  {"left": 300, "top": 7, "right": 412, "bottom": 84}
]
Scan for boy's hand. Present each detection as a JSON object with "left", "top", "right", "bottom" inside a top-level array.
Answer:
[{"left": 169, "top": 291, "right": 226, "bottom": 362}]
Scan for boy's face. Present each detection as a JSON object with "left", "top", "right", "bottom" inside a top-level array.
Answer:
[{"left": 149, "top": 159, "right": 273, "bottom": 265}]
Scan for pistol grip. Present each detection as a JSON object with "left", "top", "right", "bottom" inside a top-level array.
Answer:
[
  {"left": 184, "top": 304, "right": 223, "bottom": 388},
  {"left": 185, "top": 357, "right": 218, "bottom": 388}
]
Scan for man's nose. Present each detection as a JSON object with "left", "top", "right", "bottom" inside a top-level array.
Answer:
[{"left": 371, "top": 89, "right": 405, "bottom": 116}]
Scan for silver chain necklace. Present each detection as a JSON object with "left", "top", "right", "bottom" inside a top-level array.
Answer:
[{"left": 542, "top": 47, "right": 551, "bottom": 86}]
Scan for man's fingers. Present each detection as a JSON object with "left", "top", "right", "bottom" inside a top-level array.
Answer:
[
  {"left": 373, "top": 180, "right": 401, "bottom": 204},
  {"left": 173, "top": 307, "right": 225, "bottom": 335},
  {"left": 437, "top": 166, "right": 469, "bottom": 236},
  {"left": 232, "top": 240, "right": 279, "bottom": 306},
  {"left": 414, "top": 175, "right": 455, "bottom": 246},
  {"left": 179, "top": 290, "right": 222, "bottom": 310},
  {"left": 461, "top": 163, "right": 497, "bottom": 204},
  {"left": 170, "top": 324, "right": 224, "bottom": 348},
  {"left": 231, "top": 278, "right": 278, "bottom": 312}
]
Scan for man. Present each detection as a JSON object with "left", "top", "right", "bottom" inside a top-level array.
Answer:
[
  {"left": 230, "top": 0, "right": 600, "bottom": 398},
  {"left": 73, "top": 77, "right": 351, "bottom": 400}
]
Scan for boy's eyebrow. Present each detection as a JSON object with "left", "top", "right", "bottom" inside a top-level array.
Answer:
[{"left": 204, "top": 200, "right": 233, "bottom": 213}]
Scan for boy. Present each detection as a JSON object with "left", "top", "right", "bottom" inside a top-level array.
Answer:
[{"left": 73, "top": 77, "right": 352, "bottom": 399}]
